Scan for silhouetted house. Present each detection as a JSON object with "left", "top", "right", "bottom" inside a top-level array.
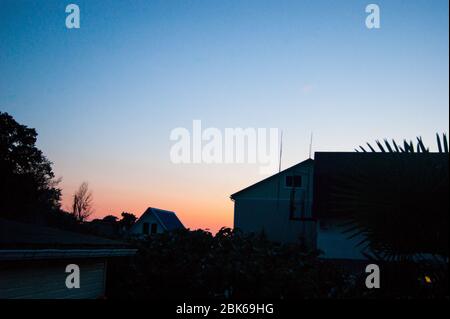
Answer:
[
  {"left": 231, "top": 159, "right": 317, "bottom": 248},
  {"left": 129, "top": 207, "right": 185, "bottom": 237},
  {"left": 231, "top": 152, "right": 449, "bottom": 260},
  {"left": 0, "top": 218, "right": 136, "bottom": 299}
]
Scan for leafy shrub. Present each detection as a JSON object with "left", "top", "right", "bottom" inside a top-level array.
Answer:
[
  {"left": 108, "top": 228, "right": 349, "bottom": 299},
  {"left": 107, "top": 228, "right": 448, "bottom": 299}
]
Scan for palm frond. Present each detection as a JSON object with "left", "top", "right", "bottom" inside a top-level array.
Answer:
[
  {"left": 392, "top": 139, "right": 400, "bottom": 152},
  {"left": 437, "top": 133, "right": 443, "bottom": 153},
  {"left": 403, "top": 140, "right": 410, "bottom": 153},
  {"left": 384, "top": 139, "right": 394, "bottom": 152},
  {"left": 366, "top": 143, "right": 376, "bottom": 152},
  {"left": 417, "top": 137, "right": 428, "bottom": 153},
  {"left": 409, "top": 140, "right": 415, "bottom": 152},
  {"left": 344, "top": 136, "right": 450, "bottom": 259},
  {"left": 444, "top": 133, "right": 449, "bottom": 153},
  {"left": 376, "top": 140, "right": 386, "bottom": 152}
]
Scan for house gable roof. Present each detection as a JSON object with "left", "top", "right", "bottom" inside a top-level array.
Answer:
[
  {"left": 230, "top": 158, "right": 314, "bottom": 200},
  {"left": 140, "top": 207, "right": 185, "bottom": 231}
]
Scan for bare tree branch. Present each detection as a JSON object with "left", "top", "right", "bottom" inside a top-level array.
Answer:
[{"left": 72, "top": 182, "right": 93, "bottom": 222}]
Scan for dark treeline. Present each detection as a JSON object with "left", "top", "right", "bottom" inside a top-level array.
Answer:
[
  {"left": 107, "top": 228, "right": 448, "bottom": 299},
  {"left": 0, "top": 111, "right": 135, "bottom": 234}
]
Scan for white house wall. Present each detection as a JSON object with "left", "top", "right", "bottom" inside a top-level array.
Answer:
[
  {"left": 0, "top": 260, "right": 106, "bottom": 299},
  {"left": 234, "top": 199, "right": 316, "bottom": 247},
  {"left": 130, "top": 213, "right": 164, "bottom": 235},
  {"left": 233, "top": 161, "right": 316, "bottom": 247},
  {"left": 232, "top": 160, "right": 372, "bottom": 259}
]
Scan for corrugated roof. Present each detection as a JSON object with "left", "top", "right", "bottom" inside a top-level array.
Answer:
[{"left": 0, "top": 218, "right": 132, "bottom": 249}]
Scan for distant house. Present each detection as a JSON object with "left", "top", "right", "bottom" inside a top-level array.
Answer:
[
  {"left": 231, "top": 152, "right": 449, "bottom": 260},
  {"left": 0, "top": 218, "right": 137, "bottom": 299},
  {"left": 129, "top": 207, "right": 184, "bottom": 237}
]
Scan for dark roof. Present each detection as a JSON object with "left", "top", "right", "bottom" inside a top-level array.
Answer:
[
  {"left": 0, "top": 218, "right": 131, "bottom": 249},
  {"left": 230, "top": 158, "right": 314, "bottom": 199},
  {"left": 143, "top": 208, "right": 184, "bottom": 231}
]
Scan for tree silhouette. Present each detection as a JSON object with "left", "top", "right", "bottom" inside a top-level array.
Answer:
[
  {"left": 102, "top": 215, "right": 118, "bottom": 223},
  {"left": 72, "top": 182, "right": 93, "bottom": 222},
  {"left": 119, "top": 212, "right": 137, "bottom": 230},
  {"left": 0, "top": 111, "right": 62, "bottom": 221}
]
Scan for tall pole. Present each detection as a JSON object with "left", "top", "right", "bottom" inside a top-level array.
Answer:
[
  {"left": 279, "top": 130, "right": 283, "bottom": 173},
  {"left": 276, "top": 130, "right": 283, "bottom": 210}
]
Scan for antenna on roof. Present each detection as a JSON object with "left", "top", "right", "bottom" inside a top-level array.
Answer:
[
  {"left": 278, "top": 130, "right": 283, "bottom": 173},
  {"left": 276, "top": 130, "right": 283, "bottom": 210},
  {"left": 309, "top": 132, "right": 314, "bottom": 159}
]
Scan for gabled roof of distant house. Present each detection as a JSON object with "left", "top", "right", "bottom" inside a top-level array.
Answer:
[
  {"left": 140, "top": 207, "right": 185, "bottom": 231},
  {"left": 230, "top": 158, "right": 314, "bottom": 200},
  {"left": 0, "top": 218, "right": 137, "bottom": 261}
]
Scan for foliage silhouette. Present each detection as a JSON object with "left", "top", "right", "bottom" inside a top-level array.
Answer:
[
  {"left": 119, "top": 212, "right": 137, "bottom": 230},
  {"left": 107, "top": 228, "right": 448, "bottom": 299},
  {"left": 107, "top": 228, "right": 350, "bottom": 299},
  {"left": 0, "top": 112, "right": 63, "bottom": 223},
  {"left": 337, "top": 134, "right": 450, "bottom": 260},
  {"left": 355, "top": 133, "right": 449, "bottom": 154}
]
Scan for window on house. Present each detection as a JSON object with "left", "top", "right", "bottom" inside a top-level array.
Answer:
[
  {"left": 151, "top": 223, "right": 158, "bottom": 234},
  {"left": 142, "top": 222, "right": 149, "bottom": 235},
  {"left": 286, "top": 175, "right": 302, "bottom": 188}
]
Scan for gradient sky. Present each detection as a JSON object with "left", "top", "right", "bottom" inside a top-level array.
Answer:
[{"left": 0, "top": 0, "right": 448, "bottom": 232}]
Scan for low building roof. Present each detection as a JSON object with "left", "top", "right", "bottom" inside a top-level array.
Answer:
[{"left": 0, "top": 218, "right": 137, "bottom": 260}]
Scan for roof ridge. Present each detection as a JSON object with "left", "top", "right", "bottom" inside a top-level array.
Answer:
[{"left": 230, "top": 158, "right": 314, "bottom": 199}]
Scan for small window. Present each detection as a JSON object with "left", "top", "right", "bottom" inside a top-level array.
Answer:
[
  {"left": 151, "top": 223, "right": 158, "bottom": 234},
  {"left": 142, "top": 222, "right": 149, "bottom": 235},
  {"left": 286, "top": 175, "right": 302, "bottom": 188}
]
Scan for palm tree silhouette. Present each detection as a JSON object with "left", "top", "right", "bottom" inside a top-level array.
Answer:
[{"left": 332, "top": 133, "right": 449, "bottom": 261}]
